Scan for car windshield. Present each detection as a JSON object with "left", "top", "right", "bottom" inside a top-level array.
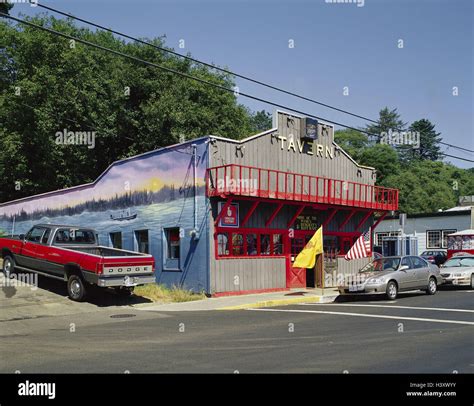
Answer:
[
  {"left": 443, "top": 257, "right": 474, "bottom": 267},
  {"left": 359, "top": 258, "right": 401, "bottom": 273}
]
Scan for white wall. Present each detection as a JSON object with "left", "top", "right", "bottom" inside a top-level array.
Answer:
[{"left": 375, "top": 213, "right": 471, "bottom": 254}]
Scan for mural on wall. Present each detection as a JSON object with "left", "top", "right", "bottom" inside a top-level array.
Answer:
[{"left": 0, "top": 141, "right": 209, "bottom": 237}]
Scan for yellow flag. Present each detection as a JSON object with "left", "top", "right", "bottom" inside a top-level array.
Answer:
[{"left": 293, "top": 226, "right": 323, "bottom": 268}]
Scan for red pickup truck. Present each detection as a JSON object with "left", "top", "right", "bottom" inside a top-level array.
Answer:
[{"left": 0, "top": 224, "right": 155, "bottom": 301}]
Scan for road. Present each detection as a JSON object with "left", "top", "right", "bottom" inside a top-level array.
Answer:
[{"left": 0, "top": 282, "right": 472, "bottom": 373}]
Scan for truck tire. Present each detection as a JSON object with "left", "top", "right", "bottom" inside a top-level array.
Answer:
[
  {"left": 2, "top": 255, "right": 15, "bottom": 278},
  {"left": 67, "top": 274, "right": 87, "bottom": 302}
]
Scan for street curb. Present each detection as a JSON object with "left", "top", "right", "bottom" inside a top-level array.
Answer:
[{"left": 218, "top": 294, "right": 339, "bottom": 310}]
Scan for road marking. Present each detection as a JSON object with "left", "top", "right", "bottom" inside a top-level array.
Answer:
[
  {"left": 298, "top": 303, "right": 474, "bottom": 313},
  {"left": 249, "top": 308, "right": 474, "bottom": 326}
]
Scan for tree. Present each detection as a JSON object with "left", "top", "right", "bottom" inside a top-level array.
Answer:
[
  {"left": 247, "top": 110, "right": 272, "bottom": 135},
  {"left": 0, "top": 15, "right": 262, "bottom": 203},
  {"left": 334, "top": 128, "right": 369, "bottom": 160},
  {"left": 398, "top": 119, "right": 442, "bottom": 162},
  {"left": 0, "top": 2, "right": 13, "bottom": 15},
  {"left": 358, "top": 144, "right": 401, "bottom": 181},
  {"left": 366, "top": 107, "right": 406, "bottom": 141}
]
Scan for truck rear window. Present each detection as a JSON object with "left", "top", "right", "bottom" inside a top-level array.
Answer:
[{"left": 54, "top": 229, "right": 96, "bottom": 244}]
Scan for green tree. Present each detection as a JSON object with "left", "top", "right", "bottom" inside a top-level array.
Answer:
[
  {"left": 398, "top": 119, "right": 442, "bottom": 162},
  {"left": 247, "top": 110, "right": 272, "bottom": 135},
  {"left": 366, "top": 107, "right": 406, "bottom": 140},
  {"left": 0, "top": 15, "right": 261, "bottom": 203},
  {"left": 334, "top": 128, "right": 369, "bottom": 160},
  {"left": 358, "top": 144, "right": 401, "bottom": 181}
]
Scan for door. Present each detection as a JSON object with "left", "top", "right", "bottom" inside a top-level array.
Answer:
[
  {"left": 397, "top": 256, "right": 417, "bottom": 290},
  {"left": 286, "top": 232, "right": 313, "bottom": 288},
  {"left": 18, "top": 226, "right": 47, "bottom": 269},
  {"left": 410, "top": 256, "right": 430, "bottom": 288}
]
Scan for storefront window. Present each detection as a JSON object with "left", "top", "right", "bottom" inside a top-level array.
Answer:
[
  {"left": 261, "top": 234, "right": 271, "bottom": 255},
  {"left": 217, "top": 233, "right": 229, "bottom": 256},
  {"left": 232, "top": 233, "right": 244, "bottom": 256},
  {"left": 247, "top": 233, "right": 258, "bottom": 255},
  {"left": 273, "top": 234, "right": 283, "bottom": 254}
]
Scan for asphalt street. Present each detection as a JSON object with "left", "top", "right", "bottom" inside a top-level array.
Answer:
[{"left": 0, "top": 286, "right": 472, "bottom": 373}]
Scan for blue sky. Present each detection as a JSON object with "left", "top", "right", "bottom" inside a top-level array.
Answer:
[{"left": 14, "top": 0, "right": 473, "bottom": 168}]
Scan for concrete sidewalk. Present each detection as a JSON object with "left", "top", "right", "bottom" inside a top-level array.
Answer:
[{"left": 135, "top": 288, "right": 339, "bottom": 312}]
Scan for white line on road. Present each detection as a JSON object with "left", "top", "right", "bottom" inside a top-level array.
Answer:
[
  {"left": 249, "top": 308, "right": 474, "bottom": 326},
  {"left": 297, "top": 303, "right": 474, "bottom": 313}
]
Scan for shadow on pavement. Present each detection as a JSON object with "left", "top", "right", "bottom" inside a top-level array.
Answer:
[{"left": 14, "top": 271, "right": 153, "bottom": 307}]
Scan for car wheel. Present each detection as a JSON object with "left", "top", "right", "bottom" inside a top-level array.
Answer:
[
  {"left": 67, "top": 274, "right": 87, "bottom": 302},
  {"left": 386, "top": 281, "right": 398, "bottom": 300},
  {"left": 426, "top": 277, "right": 437, "bottom": 295},
  {"left": 2, "top": 255, "right": 15, "bottom": 278}
]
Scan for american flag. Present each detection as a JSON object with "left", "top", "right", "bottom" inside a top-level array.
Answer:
[{"left": 344, "top": 228, "right": 371, "bottom": 260}]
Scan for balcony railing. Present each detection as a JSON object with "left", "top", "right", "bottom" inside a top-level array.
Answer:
[{"left": 207, "top": 164, "right": 398, "bottom": 211}]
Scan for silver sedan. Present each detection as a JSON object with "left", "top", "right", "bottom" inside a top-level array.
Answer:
[
  {"left": 338, "top": 256, "right": 442, "bottom": 300},
  {"left": 440, "top": 254, "right": 474, "bottom": 288}
]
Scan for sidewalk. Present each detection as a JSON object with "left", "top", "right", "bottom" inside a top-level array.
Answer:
[{"left": 134, "top": 288, "right": 339, "bottom": 312}]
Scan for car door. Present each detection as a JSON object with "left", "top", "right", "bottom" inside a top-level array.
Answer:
[
  {"left": 397, "top": 256, "right": 417, "bottom": 290},
  {"left": 411, "top": 256, "right": 430, "bottom": 288},
  {"left": 34, "top": 228, "right": 64, "bottom": 277},
  {"left": 19, "top": 226, "right": 47, "bottom": 270}
]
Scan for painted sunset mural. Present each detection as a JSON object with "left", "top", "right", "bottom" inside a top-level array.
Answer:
[{"left": 0, "top": 141, "right": 208, "bottom": 228}]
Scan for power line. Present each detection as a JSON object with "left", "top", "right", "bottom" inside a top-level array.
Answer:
[
  {"left": 2, "top": 12, "right": 473, "bottom": 165},
  {"left": 33, "top": 2, "right": 474, "bottom": 155}
]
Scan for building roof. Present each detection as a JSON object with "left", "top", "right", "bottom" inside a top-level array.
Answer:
[{"left": 448, "top": 229, "right": 474, "bottom": 236}]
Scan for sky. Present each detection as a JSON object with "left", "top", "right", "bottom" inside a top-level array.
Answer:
[{"left": 12, "top": 0, "right": 474, "bottom": 168}]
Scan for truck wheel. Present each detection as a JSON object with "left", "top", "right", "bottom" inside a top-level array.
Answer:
[
  {"left": 114, "top": 286, "right": 134, "bottom": 297},
  {"left": 2, "top": 255, "right": 15, "bottom": 278},
  {"left": 67, "top": 274, "right": 87, "bottom": 302},
  {"left": 426, "top": 277, "right": 437, "bottom": 295},
  {"left": 386, "top": 281, "right": 398, "bottom": 300}
]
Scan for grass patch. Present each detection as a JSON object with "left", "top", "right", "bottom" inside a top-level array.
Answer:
[{"left": 133, "top": 284, "right": 206, "bottom": 303}]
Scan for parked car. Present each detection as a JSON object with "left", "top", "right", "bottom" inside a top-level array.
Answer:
[
  {"left": 439, "top": 254, "right": 474, "bottom": 288},
  {"left": 420, "top": 249, "right": 447, "bottom": 266},
  {"left": 338, "top": 255, "right": 442, "bottom": 300},
  {"left": 0, "top": 224, "right": 155, "bottom": 301}
]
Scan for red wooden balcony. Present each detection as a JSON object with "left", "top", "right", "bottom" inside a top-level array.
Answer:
[{"left": 207, "top": 164, "right": 398, "bottom": 211}]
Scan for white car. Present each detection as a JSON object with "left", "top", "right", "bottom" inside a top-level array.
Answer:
[{"left": 440, "top": 254, "right": 474, "bottom": 288}]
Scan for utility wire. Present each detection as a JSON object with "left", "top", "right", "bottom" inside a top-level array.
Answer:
[
  {"left": 2, "top": 12, "right": 473, "bottom": 164},
  {"left": 33, "top": 2, "right": 474, "bottom": 155}
]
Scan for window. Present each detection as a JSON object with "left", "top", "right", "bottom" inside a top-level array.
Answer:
[
  {"left": 26, "top": 227, "right": 46, "bottom": 243},
  {"left": 442, "top": 230, "right": 456, "bottom": 248},
  {"left": 165, "top": 228, "right": 180, "bottom": 259},
  {"left": 110, "top": 232, "right": 122, "bottom": 249},
  {"left": 375, "top": 231, "right": 401, "bottom": 246},
  {"left": 217, "top": 233, "right": 229, "bottom": 256},
  {"left": 426, "top": 230, "right": 442, "bottom": 249},
  {"left": 215, "top": 230, "right": 286, "bottom": 258},
  {"left": 54, "top": 229, "right": 96, "bottom": 244},
  {"left": 41, "top": 228, "right": 51, "bottom": 244},
  {"left": 134, "top": 230, "right": 149, "bottom": 254},
  {"left": 401, "top": 257, "right": 412, "bottom": 268},
  {"left": 246, "top": 233, "right": 258, "bottom": 255},
  {"left": 232, "top": 233, "right": 244, "bottom": 256},
  {"left": 410, "top": 256, "right": 427, "bottom": 269}
]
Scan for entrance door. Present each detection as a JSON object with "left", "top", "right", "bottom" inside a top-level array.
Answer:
[{"left": 286, "top": 232, "right": 314, "bottom": 288}]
